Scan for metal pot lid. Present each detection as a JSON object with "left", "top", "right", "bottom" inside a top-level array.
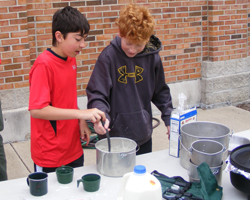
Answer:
[{"left": 230, "top": 144, "right": 250, "bottom": 173}]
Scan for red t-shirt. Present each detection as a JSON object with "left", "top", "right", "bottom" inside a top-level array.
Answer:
[{"left": 29, "top": 50, "right": 83, "bottom": 167}]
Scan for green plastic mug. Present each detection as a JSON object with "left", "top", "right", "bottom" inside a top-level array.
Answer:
[
  {"left": 27, "top": 172, "right": 48, "bottom": 196},
  {"left": 56, "top": 166, "right": 74, "bottom": 184},
  {"left": 77, "top": 173, "right": 101, "bottom": 192}
]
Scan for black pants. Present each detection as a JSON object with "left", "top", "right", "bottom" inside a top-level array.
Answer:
[
  {"left": 34, "top": 154, "right": 84, "bottom": 173},
  {"left": 0, "top": 135, "right": 7, "bottom": 181},
  {"left": 136, "top": 138, "right": 152, "bottom": 155}
]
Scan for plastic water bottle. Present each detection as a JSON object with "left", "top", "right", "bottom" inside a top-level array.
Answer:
[{"left": 117, "top": 165, "right": 162, "bottom": 200}]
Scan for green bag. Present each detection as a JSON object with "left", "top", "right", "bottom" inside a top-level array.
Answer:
[
  {"left": 152, "top": 162, "right": 223, "bottom": 200},
  {"left": 0, "top": 101, "right": 3, "bottom": 131},
  {"left": 197, "top": 163, "right": 223, "bottom": 200}
]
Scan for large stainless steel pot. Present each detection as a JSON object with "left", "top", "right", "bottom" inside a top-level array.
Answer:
[
  {"left": 180, "top": 121, "right": 231, "bottom": 169},
  {"left": 95, "top": 137, "right": 137, "bottom": 177}
]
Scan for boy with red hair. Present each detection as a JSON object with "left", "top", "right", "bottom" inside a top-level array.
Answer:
[{"left": 87, "top": 4, "right": 173, "bottom": 155}]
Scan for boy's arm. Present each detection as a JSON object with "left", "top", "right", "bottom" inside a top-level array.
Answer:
[
  {"left": 86, "top": 59, "right": 112, "bottom": 122},
  {"left": 166, "top": 126, "right": 170, "bottom": 139},
  {"left": 30, "top": 105, "right": 106, "bottom": 124},
  {"left": 151, "top": 58, "right": 172, "bottom": 138},
  {"left": 152, "top": 57, "right": 173, "bottom": 127}
]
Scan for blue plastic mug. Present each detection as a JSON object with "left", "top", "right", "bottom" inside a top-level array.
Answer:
[{"left": 27, "top": 172, "right": 48, "bottom": 196}]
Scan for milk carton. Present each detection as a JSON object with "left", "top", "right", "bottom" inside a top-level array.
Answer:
[{"left": 169, "top": 93, "right": 197, "bottom": 157}]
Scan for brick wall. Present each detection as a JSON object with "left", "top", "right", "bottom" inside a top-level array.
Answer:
[
  {"left": 207, "top": 0, "right": 248, "bottom": 61},
  {"left": 200, "top": 0, "right": 250, "bottom": 109},
  {"left": 0, "top": 0, "right": 249, "bottom": 108},
  {"left": 0, "top": 0, "right": 30, "bottom": 91}
]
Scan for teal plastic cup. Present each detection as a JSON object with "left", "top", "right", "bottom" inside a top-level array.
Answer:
[
  {"left": 56, "top": 166, "right": 74, "bottom": 184},
  {"left": 77, "top": 173, "right": 101, "bottom": 192}
]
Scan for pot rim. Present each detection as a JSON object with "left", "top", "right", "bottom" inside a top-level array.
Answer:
[
  {"left": 191, "top": 139, "right": 225, "bottom": 156},
  {"left": 180, "top": 121, "right": 231, "bottom": 139},
  {"left": 95, "top": 137, "right": 137, "bottom": 153},
  {"left": 230, "top": 144, "right": 250, "bottom": 173},
  {"left": 189, "top": 159, "right": 223, "bottom": 168}
]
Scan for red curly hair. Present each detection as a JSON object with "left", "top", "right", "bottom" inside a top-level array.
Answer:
[{"left": 116, "top": 4, "right": 155, "bottom": 44}]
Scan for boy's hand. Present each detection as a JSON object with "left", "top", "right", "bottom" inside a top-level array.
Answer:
[
  {"left": 93, "top": 119, "right": 110, "bottom": 135},
  {"left": 166, "top": 125, "right": 170, "bottom": 140},
  {"left": 79, "top": 119, "right": 91, "bottom": 145},
  {"left": 79, "top": 108, "right": 106, "bottom": 123}
]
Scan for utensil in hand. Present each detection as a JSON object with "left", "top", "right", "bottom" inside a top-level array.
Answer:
[{"left": 101, "top": 119, "right": 111, "bottom": 152}]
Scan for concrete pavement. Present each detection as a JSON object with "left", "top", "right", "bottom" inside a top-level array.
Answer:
[{"left": 4, "top": 106, "right": 250, "bottom": 180}]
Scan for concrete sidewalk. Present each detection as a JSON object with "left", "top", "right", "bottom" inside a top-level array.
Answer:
[{"left": 4, "top": 106, "right": 250, "bottom": 180}]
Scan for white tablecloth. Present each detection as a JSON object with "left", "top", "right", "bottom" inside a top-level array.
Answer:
[{"left": 0, "top": 149, "right": 247, "bottom": 200}]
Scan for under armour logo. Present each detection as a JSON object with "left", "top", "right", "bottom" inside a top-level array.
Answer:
[
  {"left": 72, "top": 65, "right": 76, "bottom": 70},
  {"left": 118, "top": 65, "right": 144, "bottom": 84}
]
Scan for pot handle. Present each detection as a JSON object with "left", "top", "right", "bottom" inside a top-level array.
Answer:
[
  {"left": 136, "top": 144, "right": 140, "bottom": 153},
  {"left": 119, "top": 145, "right": 140, "bottom": 159},
  {"left": 229, "top": 129, "right": 234, "bottom": 141},
  {"left": 178, "top": 135, "right": 192, "bottom": 156}
]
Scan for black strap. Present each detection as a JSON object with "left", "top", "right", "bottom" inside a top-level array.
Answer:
[{"left": 151, "top": 170, "right": 202, "bottom": 200}]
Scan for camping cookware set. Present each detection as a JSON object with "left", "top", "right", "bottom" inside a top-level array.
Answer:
[
  {"left": 179, "top": 121, "right": 250, "bottom": 197},
  {"left": 179, "top": 121, "right": 231, "bottom": 185}
]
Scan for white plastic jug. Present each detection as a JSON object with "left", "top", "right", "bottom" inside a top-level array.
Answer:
[{"left": 117, "top": 165, "right": 162, "bottom": 200}]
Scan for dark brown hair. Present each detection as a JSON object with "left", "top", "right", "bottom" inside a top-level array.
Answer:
[{"left": 52, "top": 6, "right": 90, "bottom": 46}]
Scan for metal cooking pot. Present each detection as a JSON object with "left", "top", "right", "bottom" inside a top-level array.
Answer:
[
  {"left": 95, "top": 137, "right": 137, "bottom": 177},
  {"left": 188, "top": 159, "right": 223, "bottom": 186},
  {"left": 190, "top": 140, "right": 225, "bottom": 167},
  {"left": 229, "top": 144, "right": 250, "bottom": 196},
  {"left": 180, "top": 121, "right": 231, "bottom": 169}
]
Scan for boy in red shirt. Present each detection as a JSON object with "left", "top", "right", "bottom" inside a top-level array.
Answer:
[{"left": 29, "top": 6, "right": 106, "bottom": 173}]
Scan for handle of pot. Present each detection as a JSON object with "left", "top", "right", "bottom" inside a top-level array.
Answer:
[
  {"left": 229, "top": 129, "right": 234, "bottom": 141},
  {"left": 222, "top": 144, "right": 226, "bottom": 152},
  {"left": 178, "top": 135, "right": 192, "bottom": 155},
  {"left": 119, "top": 145, "right": 140, "bottom": 159},
  {"left": 136, "top": 144, "right": 140, "bottom": 153}
]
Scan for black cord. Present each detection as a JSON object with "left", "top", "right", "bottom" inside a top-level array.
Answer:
[{"left": 153, "top": 117, "right": 160, "bottom": 129}]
